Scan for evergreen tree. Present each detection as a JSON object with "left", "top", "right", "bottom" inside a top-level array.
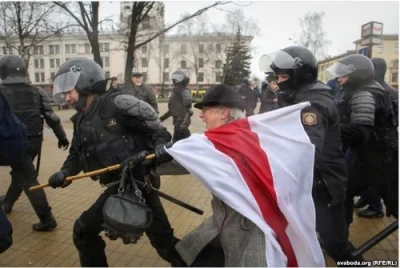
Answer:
[{"left": 222, "top": 27, "right": 252, "bottom": 86}]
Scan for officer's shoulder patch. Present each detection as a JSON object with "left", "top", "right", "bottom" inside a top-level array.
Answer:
[{"left": 302, "top": 112, "right": 317, "bottom": 126}]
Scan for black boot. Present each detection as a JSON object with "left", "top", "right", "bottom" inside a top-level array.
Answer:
[
  {"left": 32, "top": 212, "right": 57, "bottom": 231},
  {"left": 358, "top": 208, "right": 384, "bottom": 218},
  {"left": 0, "top": 195, "right": 12, "bottom": 214},
  {"left": 353, "top": 198, "right": 367, "bottom": 209}
]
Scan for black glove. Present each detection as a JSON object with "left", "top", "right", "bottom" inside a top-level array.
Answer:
[
  {"left": 58, "top": 138, "right": 70, "bottom": 150},
  {"left": 121, "top": 151, "right": 150, "bottom": 169},
  {"left": 155, "top": 142, "right": 173, "bottom": 164},
  {"left": 48, "top": 170, "right": 71, "bottom": 189}
]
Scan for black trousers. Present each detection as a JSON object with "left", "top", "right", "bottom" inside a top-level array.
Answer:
[
  {"left": 3, "top": 137, "right": 52, "bottom": 220},
  {"left": 73, "top": 178, "right": 182, "bottom": 267}
]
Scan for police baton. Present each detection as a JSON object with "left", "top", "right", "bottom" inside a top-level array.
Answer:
[
  {"left": 28, "top": 154, "right": 155, "bottom": 191},
  {"left": 134, "top": 179, "right": 204, "bottom": 215},
  {"left": 351, "top": 220, "right": 398, "bottom": 258}
]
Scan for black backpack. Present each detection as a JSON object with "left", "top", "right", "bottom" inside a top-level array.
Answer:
[{"left": 0, "top": 91, "right": 28, "bottom": 165}]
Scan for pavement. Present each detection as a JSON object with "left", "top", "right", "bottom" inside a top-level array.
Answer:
[{"left": 0, "top": 102, "right": 398, "bottom": 267}]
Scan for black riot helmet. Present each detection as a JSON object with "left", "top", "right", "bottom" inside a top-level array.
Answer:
[
  {"left": 0, "top": 55, "right": 29, "bottom": 84},
  {"left": 259, "top": 46, "right": 318, "bottom": 88},
  {"left": 326, "top": 54, "right": 374, "bottom": 89},
  {"left": 371, "top": 57, "right": 387, "bottom": 84},
  {"left": 171, "top": 70, "right": 189, "bottom": 87},
  {"left": 52, "top": 57, "right": 106, "bottom": 104}
]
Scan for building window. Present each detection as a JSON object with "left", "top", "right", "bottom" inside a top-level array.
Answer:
[
  {"left": 181, "top": 60, "right": 187, "bottom": 68},
  {"left": 207, "top": 43, "right": 213, "bottom": 52},
  {"left": 163, "top": 44, "right": 169, "bottom": 54},
  {"left": 35, "top": 72, "right": 45, "bottom": 83},
  {"left": 50, "top": 72, "right": 56, "bottom": 80},
  {"left": 142, "top": 45, "right": 147, "bottom": 54},
  {"left": 375, "top": 45, "right": 383, "bottom": 53},
  {"left": 102, "top": 57, "right": 109, "bottom": 67},
  {"left": 215, "top": 72, "right": 222, "bottom": 82},
  {"left": 216, "top": 44, "right": 222, "bottom": 53},
  {"left": 105, "top": 71, "right": 110, "bottom": 78},
  {"left": 164, "top": 58, "right": 169, "bottom": 69},
  {"left": 393, "top": 60, "right": 399, "bottom": 69},
  {"left": 142, "top": 57, "right": 148, "bottom": 68},
  {"left": 199, "top": 44, "right": 204, "bottom": 53},
  {"left": 50, "top": 58, "right": 60, "bottom": 69},
  {"left": 181, "top": 44, "right": 187, "bottom": 54},
  {"left": 198, "top": 58, "right": 204, "bottom": 68},
  {"left": 198, "top": 72, "right": 204, "bottom": 82},
  {"left": 85, "top": 44, "right": 90, "bottom": 54},
  {"left": 65, "top": 44, "right": 76, "bottom": 54},
  {"left": 99, "top": 43, "right": 109, "bottom": 53},
  {"left": 34, "top": 58, "right": 45, "bottom": 69},
  {"left": 49, "top": 45, "right": 60, "bottom": 55},
  {"left": 395, "top": 43, "right": 399, "bottom": 54},
  {"left": 33, "top": 45, "right": 44, "bottom": 55},
  {"left": 2, "top": 46, "right": 12, "bottom": 55},
  {"left": 163, "top": 72, "right": 169, "bottom": 82},
  {"left": 142, "top": 72, "right": 147, "bottom": 81},
  {"left": 124, "top": 5, "right": 130, "bottom": 9},
  {"left": 392, "top": 72, "right": 398, "bottom": 83},
  {"left": 215, "top": 60, "right": 222, "bottom": 68}
]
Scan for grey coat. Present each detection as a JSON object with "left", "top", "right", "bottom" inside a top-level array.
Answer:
[{"left": 156, "top": 161, "right": 268, "bottom": 267}]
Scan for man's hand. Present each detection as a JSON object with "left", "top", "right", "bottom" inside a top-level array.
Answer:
[
  {"left": 155, "top": 142, "right": 173, "bottom": 164},
  {"left": 58, "top": 138, "right": 70, "bottom": 151},
  {"left": 48, "top": 171, "right": 71, "bottom": 189},
  {"left": 121, "top": 151, "right": 150, "bottom": 169}
]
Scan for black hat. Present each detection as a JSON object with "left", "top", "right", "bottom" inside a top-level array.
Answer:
[
  {"left": 132, "top": 72, "right": 143, "bottom": 77},
  {"left": 194, "top": 84, "right": 245, "bottom": 111}
]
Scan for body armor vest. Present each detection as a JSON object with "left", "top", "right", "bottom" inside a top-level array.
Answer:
[
  {"left": 0, "top": 84, "right": 42, "bottom": 137},
  {"left": 72, "top": 91, "right": 142, "bottom": 184},
  {"left": 168, "top": 87, "right": 190, "bottom": 117}
]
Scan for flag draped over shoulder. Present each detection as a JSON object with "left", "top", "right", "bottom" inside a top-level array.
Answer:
[{"left": 166, "top": 102, "right": 325, "bottom": 267}]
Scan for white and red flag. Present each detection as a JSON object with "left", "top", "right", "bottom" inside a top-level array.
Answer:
[{"left": 166, "top": 102, "right": 325, "bottom": 267}]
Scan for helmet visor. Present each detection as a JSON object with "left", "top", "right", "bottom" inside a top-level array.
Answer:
[
  {"left": 259, "top": 50, "right": 301, "bottom": 73},
  {"left": 326, "top": 62, "right": 356, "bottom": 78},
  {"left": 171, "top": 72, "right": 185, "bottom": 82},
  {"left": 52, "top": 70, "right": 81, "bottom": 105}
]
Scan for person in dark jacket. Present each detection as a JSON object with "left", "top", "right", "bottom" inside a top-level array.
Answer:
[
  {"left": 260, "top": 46, "right": 362, "bottom": 262},
  {"left": 327, "top": 78, "right": 342, "bottom": 104},
  {"left": 0, "top": 55, "right": 69, "bottom": 231},
  {"left": 122, "top": 72, "right": 159, "bottom": 113},
  {"left": 47, "top": 58, "right": 183, "bottom": 267},
  {"left": 327, "top": 54, "right": 398, "bottom": 220},
  {"left": 259, "top": 79, "right": 279, "bottom": 113}
]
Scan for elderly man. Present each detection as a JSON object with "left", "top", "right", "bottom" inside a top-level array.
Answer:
[{"left": 155, "top": 85, "right": 266, "bottom": 266}]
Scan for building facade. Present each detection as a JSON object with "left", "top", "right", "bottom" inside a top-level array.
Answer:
[
  {"left": 0, "top": 2, "right": 253, "bottom": 92},
  {"left": 318, "top": 34, "right": 398, "bottom": 88}
]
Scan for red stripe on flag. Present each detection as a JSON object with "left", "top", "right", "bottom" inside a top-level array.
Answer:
[{"left": 205, "top": 118, "right": 298, "bottom": 267}]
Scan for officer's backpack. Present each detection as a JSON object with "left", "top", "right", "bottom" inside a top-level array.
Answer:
[{"left": 0, "top": 91, "right": 28, "bottom": 165}]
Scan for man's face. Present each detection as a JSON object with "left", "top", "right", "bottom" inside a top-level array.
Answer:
[
  {"left": 250, "top": 81, "right": 256, "bottom": 89},
  {"left": 64, "top": 88, "right": 79, "bottom": 105},
  {"left": 132, "top": 76, "right": 143, "bottom": 86},
  {"left": 277, "top": 74, "right": 290, "bottom": 84},
  {"left": 112, "top": 80, "right": 119, "bottom": 88},
  {"left": 199, "top": 106, "right": 229, "bottom": 130},
  {"left": 337, "top": 76, "right": 349, "bottom": 86},
  {"left": 270, "top": 81, "right": 278, "bottom": 90}
]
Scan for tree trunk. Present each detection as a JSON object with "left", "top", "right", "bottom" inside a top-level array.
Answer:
[{"left": 89, "top": 35, "right": 102, "bottom": 67}]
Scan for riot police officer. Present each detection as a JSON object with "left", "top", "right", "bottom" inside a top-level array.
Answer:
[
  {"left": 0, "top": 55, "right": 69, "bottom": 231},
  {"left": 159, "top": 70, "right": 192, "bottom": 142},
  {"left": 326, "top": 55, "right": 398, "bottom": 219},
  {"left": 122, "top": 72, "right": 159, "bottom": 113},
  {"left": 259, "top": 46, "right": 362, "bottom": 262},
  {"left": 47, "top": 58, "right": 182, "bottom": 267}
]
